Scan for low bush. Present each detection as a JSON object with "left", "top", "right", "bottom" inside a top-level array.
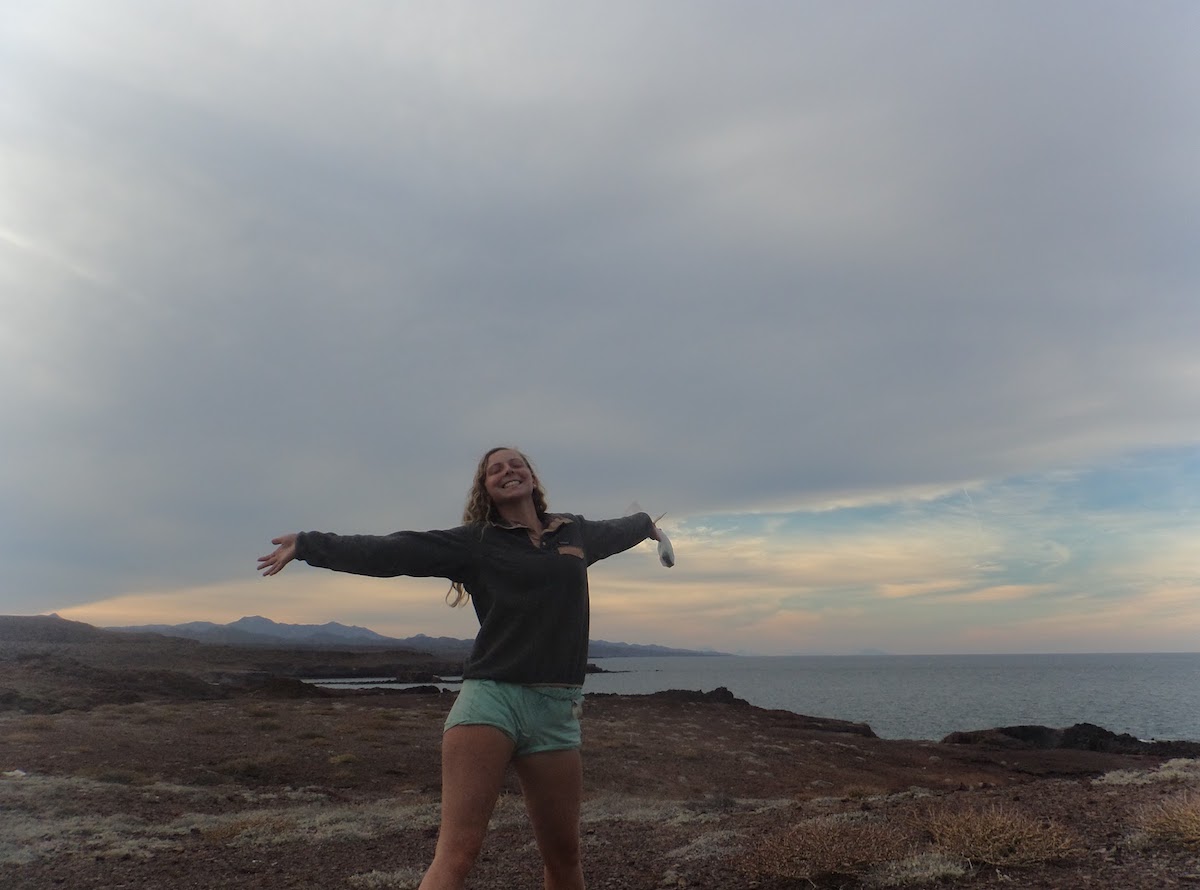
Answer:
[
  {"left": 202, "top": 814, "right": 295, "bottom": 844},
  {"left": 743, "top": 814, "right": 915, "bottom": 880},
  {"left": 1095, "top": 757, "right": 1200, "bottom": 786},
  {"left": 923, "top": 803, "right": 1082, "bottom": 867},
  {"left": 347, "top": 867, "right": 424, "bottom": 889},
  {"left": 863, "top": 851, "right": 969, "bottom": 887},
  {"left": 1139, "top": 791, "right": 1200, "bottom": 850}
]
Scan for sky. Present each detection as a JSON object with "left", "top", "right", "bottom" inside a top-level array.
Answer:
[{"left": 3, "top": 2, "right": 1198, "bottom": 655}]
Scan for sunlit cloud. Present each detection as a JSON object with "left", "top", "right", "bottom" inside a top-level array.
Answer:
[
  {"left": 44, "top": 450, "right": 1200, "bottom": 656},
  {"left": 960, "top": 581, "right": 1200, "bottom": 653},
  {"left": 55, "top": 574, "right": 482, "bottom": 641},
  {"left": 941, "top": 584, "right": 1051, "bottom": 604},
  {"left": 877, "top": 579, "right": 970, "bottom": 599}
]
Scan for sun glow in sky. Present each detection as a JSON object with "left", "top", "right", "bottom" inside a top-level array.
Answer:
[{"left": 4, "top": 2, "right": 1199, "bottom": 654}]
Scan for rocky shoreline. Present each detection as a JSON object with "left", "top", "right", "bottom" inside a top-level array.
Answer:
[{"left": 3, "top": 615, "right": 1199, "bottom": 888}]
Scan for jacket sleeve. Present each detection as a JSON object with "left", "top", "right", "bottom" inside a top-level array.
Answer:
[
  {"left": 295, "top": 526, "right": 476, "bottom": 582},
  {"left": 577, "top": 513, "right": 656, "bottom": 566}
]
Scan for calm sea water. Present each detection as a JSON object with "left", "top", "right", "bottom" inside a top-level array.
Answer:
[{"left": 583, "top": 653, "right": 1200, "bottom": 742}]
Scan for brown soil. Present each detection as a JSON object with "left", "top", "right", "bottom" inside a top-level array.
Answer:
[{"left": 2, "top": 616, "right": 1199, "bottom": 889}]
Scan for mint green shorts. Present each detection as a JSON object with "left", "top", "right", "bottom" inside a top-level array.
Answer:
[{"left": 444, "top": 679, "right": 584, "bottom": 757}]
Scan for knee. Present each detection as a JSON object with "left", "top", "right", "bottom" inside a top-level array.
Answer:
[{"left": 430, "top": 830, "right": 486, "bottom": 880}]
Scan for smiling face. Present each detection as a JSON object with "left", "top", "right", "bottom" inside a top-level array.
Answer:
[
  {"left": 483, "top": 448, "right": 537, "bottom": 508},
  {"left": 462, "top": 446, "right": 549, "bottom": 525}
]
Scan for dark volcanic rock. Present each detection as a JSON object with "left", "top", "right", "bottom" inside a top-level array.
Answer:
[
  {"left": 589, "top": 686, "right": 878, "bottom": 737},
  {"left": 219, "top": 673, "right": 333, "bottom": 699},
  {"left": 649, "top": 686, "right": 751, "bottom": 706},
  {"left": 942, "top": 725, "right": 1063, "bottom": 749},
  {"left": 942, "top": 721, "right": 1200, "bottom": 757}
]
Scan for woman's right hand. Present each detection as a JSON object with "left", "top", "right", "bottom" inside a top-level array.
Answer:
[{"left": 258, "top": 534, "right": 298, "bottom": 576}]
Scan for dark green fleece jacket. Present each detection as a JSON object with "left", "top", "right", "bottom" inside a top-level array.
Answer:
[{"left": 295, "top": 512, "right": 656, "bottom": 685}]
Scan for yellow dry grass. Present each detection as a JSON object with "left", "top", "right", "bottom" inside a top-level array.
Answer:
[
  {"left": 743, "top": 814, "right": 915, "bottom": 880},
  {"left": 1139, "top": 791, "right": 1200, "bottom": 850},
  {"left": 923, "top": 803, "right": 1083, "bottom": 867}
]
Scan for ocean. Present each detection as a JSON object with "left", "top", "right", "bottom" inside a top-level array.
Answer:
[
  {"left": 584, "top": 652, "right": 1200, "bottom": 741},
  {"left": 312, "top": 652, "right": 1200, "bottom": 742}
]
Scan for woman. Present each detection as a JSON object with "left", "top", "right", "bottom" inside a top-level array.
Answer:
[{"left": 258, "top": 446, "right": 665, "bottom": 890}]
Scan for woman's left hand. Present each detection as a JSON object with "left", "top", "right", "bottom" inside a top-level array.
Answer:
[
  {"left": 649, "top": 514, "right": 674, "bottom": 567},
  {"left": 258, "top": 534, "right": 298, "bottom": 576},
  {"left": 656, "top": 529, "right": 675, "bottom": 567}
]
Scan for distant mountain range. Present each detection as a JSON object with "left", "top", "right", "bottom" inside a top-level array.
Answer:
[{"left": 109, "top": 615, "right": 727, "bottom": 658}]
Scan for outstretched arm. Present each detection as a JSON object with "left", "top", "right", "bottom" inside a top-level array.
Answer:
[
  {"left": 258, "top": 527, "right": 476, "bottom": 580},
  {"left": 580, "top": 513, "right": 659, "bottom": 565},
  {"left": 258, "top": 534, "right": 298, "bottom": 576}
]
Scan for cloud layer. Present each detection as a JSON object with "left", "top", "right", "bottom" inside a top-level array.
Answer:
[{"left": 4, "top": 2, "right": 1199, "bottom": 652}]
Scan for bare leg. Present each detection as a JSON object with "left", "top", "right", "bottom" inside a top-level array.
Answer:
[
  {"left": 418, "top": 725, "right": 515, "bottom": 890},
  {"left": 514, "top": 748, "right": 586, "bottom": 890}
]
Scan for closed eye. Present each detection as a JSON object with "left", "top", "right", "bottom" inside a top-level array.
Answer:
[{"left": 489, "top": 458, "right": 526, "bottom": 475}]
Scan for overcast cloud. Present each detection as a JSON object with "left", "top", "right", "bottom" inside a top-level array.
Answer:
[{"left": 3, "top": 2, "right": 1198, "bottom": 653}]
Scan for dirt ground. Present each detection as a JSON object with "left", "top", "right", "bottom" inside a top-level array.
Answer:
[{"left": 2, "top": 617, "right": 1199, "bottom": 888}]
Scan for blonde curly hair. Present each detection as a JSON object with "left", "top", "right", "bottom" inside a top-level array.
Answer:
[{"left": 447, "top": 446, "right": 549, "bottom": 607}]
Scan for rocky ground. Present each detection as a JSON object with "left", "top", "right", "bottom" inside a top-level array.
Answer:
[{"left": 2, "top": 615, "right": 1199, "bottom": 889}]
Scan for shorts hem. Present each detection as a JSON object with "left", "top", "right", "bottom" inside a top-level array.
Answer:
[
  {"left": 515, "top": 741, "right": 581, "bottom": 758},
  {"left": 443, "top": 720, "right": 517, "bottom": 745}
]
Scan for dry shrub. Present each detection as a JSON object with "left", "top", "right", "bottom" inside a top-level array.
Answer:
[
  {"left": 863, "top": 851, "right": 969, "bottom": 888},
  {"left": 198, "top": 800, "right": 440, "bottom": 847},
  {"left": 923, "top": 804, "right": 1082, "bottom": 867},
  {"left": 1139, "top": 791, "right": 1200, "bottom": 850},
  {"left": 844, "top": 785, "right": 883, "bottom": 800},
  {"left": 743, "top": 814, "right": 915, "bottom": 880},
  {"left": 347, "top": 867, "right": 424, "bottom": 888},
  {"left": 1095, "top": 757, "right": 1200, "bottom": 787},
  {"left": 202, "top": 814, "right": 296, "bottom": 844}
]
